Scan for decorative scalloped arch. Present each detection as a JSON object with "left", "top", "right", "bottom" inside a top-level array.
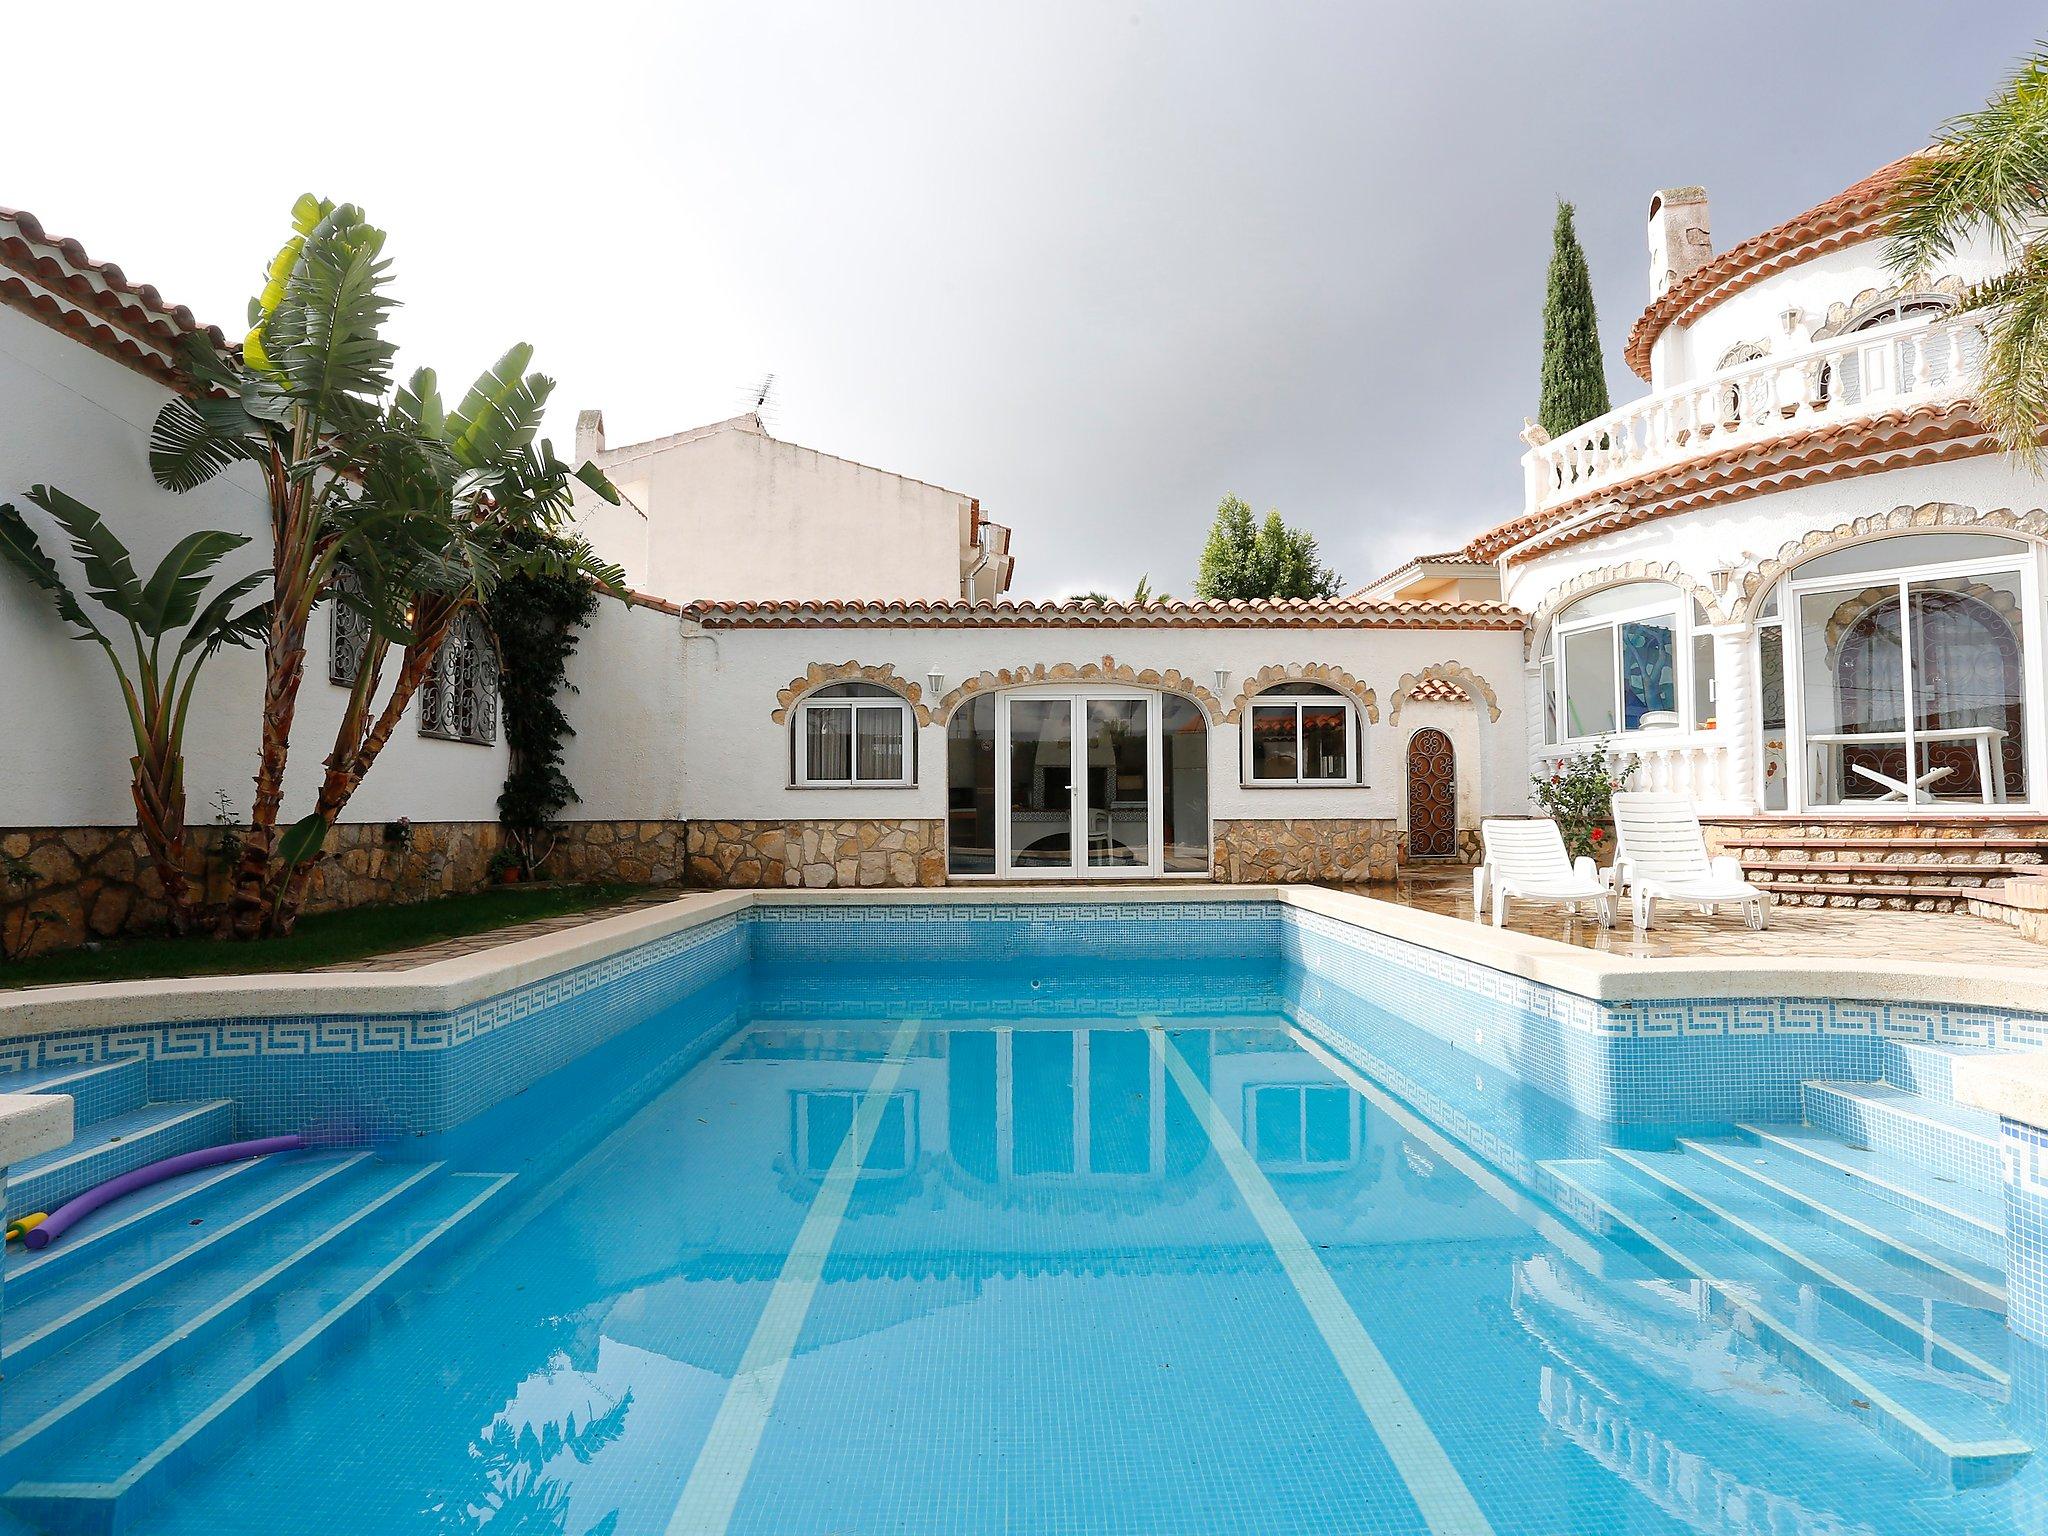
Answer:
[
  {"left": 1223, "top": 663, "right": 1378, "bottom": 725},
  {"left": 1526, "top": 560, "right": 1724, "bottom": 657},
  {"left": 1733, "top": 501, "right": 2048, "bottom": 622},
  {"left": 771, "top": 661, "right": 931, "bottom": 725},
  {"left": 1812, "top": 275, "right": 1965, "bottom": 340},
  {"left": 933, "top": 656, "right": 1223, "bottom": 724},
  {"left": 1388, "top": 662, "right": 1501, "bottom": 724}
]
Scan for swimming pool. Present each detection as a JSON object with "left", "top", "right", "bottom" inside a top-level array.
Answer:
[{"left": 5, "top": 898, "right": 2047, "bottom": 1534}]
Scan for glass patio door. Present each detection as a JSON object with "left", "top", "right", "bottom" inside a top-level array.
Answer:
[{"left": 999, "top": 692, "right": 1157, "bottom": 877}]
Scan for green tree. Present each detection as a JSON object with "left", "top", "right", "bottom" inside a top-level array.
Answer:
[
  {"left": 1538, "top": 200, "right": 1612, "bottom": 440},
  {"left": 0, "top": 488, "right": 266, "bottom": 929},
  {"left": 1887, "top": 48, "right": 2048, "bottom": 463},
  {"left": 149, "top": 195, "right": 622, "bottom": 937},
  {"left": 1193, "top": 496, "right": 1342, "bottom": 600}
]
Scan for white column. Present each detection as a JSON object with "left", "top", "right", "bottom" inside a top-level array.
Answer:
[
  {"left": 1523, "top": 661, "right": 1548, "bottom": 805},
  {"left": 1708, "top": 623, "right": 1757, "bottom": 814}
]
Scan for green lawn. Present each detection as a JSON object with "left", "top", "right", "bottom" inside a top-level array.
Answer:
[{"left": 0, "top": 883, "right": 662, "bottom": 991}]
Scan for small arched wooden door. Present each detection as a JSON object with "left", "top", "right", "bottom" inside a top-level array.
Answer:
[{"left": 1405, "top": 728, "right": 1456, "bottom": 859}]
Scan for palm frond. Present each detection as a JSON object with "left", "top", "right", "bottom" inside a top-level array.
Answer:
[
  {"left": 178, "top": 571, "right": 270, "bottom": 661},
  {"left": 446, "top": 346, "right": 550, "bottom": 468},
  {"left": 137, "top": 529, "right": 254, "bottom": 636},
  {"left": 266, "top": 203, "right": 399, "bottom": 420},
  {"left": 393, "top": 367, "right": 446, "bottom": 439},
  {"left": 574, "top": 458, "right": 621, "bottom": 505},
  {"left": 149, "top": 394, "right": 267, "bottom": 493},
  {"left": 1977, "top": 241, "right": 2048, "bottom": 465},
  {"left": 0, "top": 500, "right": 104, "bottom": 639},
  {"left": 1887, "top": 52, "right": 2048, "bottom": 276},
  {"left": 24, "top": 486, "right": 145, "bottom": 617}
]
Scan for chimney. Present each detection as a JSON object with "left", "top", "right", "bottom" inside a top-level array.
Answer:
[
  {"left": 1647, "top": 187, "right": 1712, "bottom": 299},
  {"left": 575, "top": 408, "right": 606, "bottom": 462}
]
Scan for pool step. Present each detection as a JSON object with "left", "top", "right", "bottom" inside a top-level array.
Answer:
[
  {"left": 1881, "top": 1040, "right": 2024, "bottom": 1107},
  {"left": 1542, "top": 1154, "right": 2029, "bottom": 1487},
  {"left": 1738, "top": 1123, "right": 2005, "bottom": 1263},
  {"left": 1608, "top": 1147, "right": 2008, "bottom": 1376},
  {"left": 1800, "top": 1081, "right": 2000, "bottom": 1194},
  {"left": 6, "top": 1099, "right": 235, "bottom": 1224},
  {"left": 0, "top": 1058, "right": 148, "bottom": 1132},
  {"left": 1683, "top": 1136, "right": 2004, "bottom": 1300},
  {"left": 2, "top": 1153, "right": 373, "bottom": 1373},
  {"left": 0, "top": 1157, "right": 511, "bottom": 1536}
]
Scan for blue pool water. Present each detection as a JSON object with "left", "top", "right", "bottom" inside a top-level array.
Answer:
[{"left": 14, "top": 905, "right": 2048, "bottom": 1535}]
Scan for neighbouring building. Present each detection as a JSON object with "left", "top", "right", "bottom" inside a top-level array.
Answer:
[
  {"left": 568, "top": 409, "right": 1014, "bottom": 605},
  {"left": 8, "top": 151, "right": 2048, "bottom": 953}
]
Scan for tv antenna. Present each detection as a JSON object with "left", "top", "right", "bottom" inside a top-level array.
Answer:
[{"left": 747, "top": 373, "right": 777, "bottom": 425}]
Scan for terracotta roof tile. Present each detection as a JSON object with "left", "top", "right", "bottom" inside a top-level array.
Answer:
[
  {"left": 0, "top": 207, "right": 228, "bottom": 390},
  {"left": 680, "top": 596, "right": 1526, "bottom": 631},
  {"left": 1405, "top": 676, "right": 1470, "bottom": 703},
  {"left": 1488, "top": 401, "right": 2000, "bottom": 563},
  {"left": 1622, "top": 158, "right": 1915, "bottom": 381}
]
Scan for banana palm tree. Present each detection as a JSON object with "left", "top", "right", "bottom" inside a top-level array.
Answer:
[
  {"left": 148, "top": 195, "right": 620, "bottom": 938},
  {"left": 274, "top": 356, "right": 625, "bottom": 931},
  {"left": 1887, "top": 48, "right": 2048, "bottom": 462},
  {"left": 0, "top": 488, "right": 266, "bottom": 929}
]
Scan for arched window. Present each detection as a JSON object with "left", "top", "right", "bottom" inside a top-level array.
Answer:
[
  {"left": 328, "top": 563, "right": 371, "bottom": 686},
  {"left": 1845, "top": 294, "right": 1956, "bottom": 334},
  {"left": 1244, "top": 682, "right": 1359, "bottom": 785},
  {"left": 1774, "top": 532, "right": 2031, "bottom": 807},
  {"left": 793, "top": 682, "right": 913, "bottom": 786},
  {"left": 419, "top": 611, "right": 499, "bottom": 745},
  {"left": 1541, "top": 581, "right": 1713, "bottom": 743},
  {"left": 1716, "top": 340, "right": 1771, "bottom": 423}
]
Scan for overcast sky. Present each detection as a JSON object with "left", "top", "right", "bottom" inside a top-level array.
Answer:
[{"left": 7, "top": 3, "right": 2039, "bottom": 598}]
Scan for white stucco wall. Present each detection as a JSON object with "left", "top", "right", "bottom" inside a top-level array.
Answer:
[
  {"left": 0, "top": 306, "right": 509, "bottom": 829},
  {"left": 556, "top": 599, "right": 690, "bottom": 822},
  {"left": 674, "top": 620, "right": 1531, "bottom": 828},
  {"left": 575, "top": 417, "right": 975, "bottom": 606}
]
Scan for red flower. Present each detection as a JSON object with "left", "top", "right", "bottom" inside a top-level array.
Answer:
[
  {"left": 1550, "top": 775, "right": 1561, "bottom": 785},
  {"left": 1590, "top": 828, "right": 1604, "bottom": 841}
]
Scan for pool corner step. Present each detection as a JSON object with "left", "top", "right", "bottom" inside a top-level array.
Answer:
[
  {"left": 1541, "top": 1155, "right": 2031, "bottom": 1488},
  {"left": 5, "top": 1099, "right": 236, "bottom": 1224},
  {"left": 0, "top": 1164, "right": 513, "bottom": 1536}
]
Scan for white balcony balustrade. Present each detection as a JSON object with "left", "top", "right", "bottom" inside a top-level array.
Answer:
[
  {"left": 1521, "top": 314, "right": 1987, "bottom": 516},
  {"left": 1538, "top": 733, "right": 1741, "bottom": 812}
]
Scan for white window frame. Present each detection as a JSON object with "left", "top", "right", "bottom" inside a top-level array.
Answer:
[
  {"left": 1242, "top": 1082, "right": 1360, "bottom": 1172},
  {"left": 1772, "top": 539, "right": 2044, "bottom": 814},
  {"left": 1242, "top": 690, "right": 1360, "bottom": 786},
  {"left": 793, "top": 691, "right": 915, "bottom": 788},
  {"left": 1544, "top": 585, "right": 1710, "bottom": 746}
]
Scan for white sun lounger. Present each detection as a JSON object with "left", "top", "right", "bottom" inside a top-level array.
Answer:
[
  {"left": 1474, "top": 818, "right": 1615, "bottom": 928},
  {"left": 1610, "top": 791, "right": 1771, "bottom": 931}
]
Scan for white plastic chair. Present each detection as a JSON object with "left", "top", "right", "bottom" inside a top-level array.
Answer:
[
  {"left": 1610, "top": 792, "right": 1771, "bottom": 931},
  {"left": 1474, "top": 819, "right": 1615, "bottom": 929}
]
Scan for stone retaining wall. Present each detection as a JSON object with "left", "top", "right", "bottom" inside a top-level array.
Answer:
[
  {"left": 686, "top": 819, "right": 947, "bottom": 888},
  {"left": 0, "top": 818, "right": 694, "bottom": 959},
  {"left": 1212, "top": 819, "right": 1397, "bottom": 884}
]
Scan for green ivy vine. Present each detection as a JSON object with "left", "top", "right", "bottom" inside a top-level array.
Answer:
[{"left": 485, "top": 535, "right": 601, "bottom": 874}]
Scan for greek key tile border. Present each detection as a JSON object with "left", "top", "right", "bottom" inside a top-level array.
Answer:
[
  {"left": 0, "top": 914, "right": 746, "bottom": 1073},
  {"left": 1279, "top": 907, "right": 2048, "bottom": 1052}
]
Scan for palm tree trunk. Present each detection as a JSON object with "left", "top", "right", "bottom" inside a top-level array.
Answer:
[
  {"left": 227, "top": 606, "right": 309, "bottom": 939},
  {"left": 270, "top": 627, "right": 448, "bottom": 935}
]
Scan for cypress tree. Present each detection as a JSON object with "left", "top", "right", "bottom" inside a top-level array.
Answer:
[{"left": 1538, "top": 200, "right": 1612, "bottom": 440}]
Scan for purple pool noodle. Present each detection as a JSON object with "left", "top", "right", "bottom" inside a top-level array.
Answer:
[{"left": 23, "top": 1134, "right": 306, "bottom": 1251}]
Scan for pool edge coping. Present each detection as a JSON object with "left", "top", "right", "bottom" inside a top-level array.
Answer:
[{"left": 3, "top": 882, "right": 2046, "bottom": 1031}]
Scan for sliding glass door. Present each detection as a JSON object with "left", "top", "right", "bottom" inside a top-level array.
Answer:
[{"left": 998, "top": 691, "right": 1158, "bottom": 877}]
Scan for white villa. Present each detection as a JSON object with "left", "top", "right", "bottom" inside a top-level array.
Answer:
[{"left": 4, "top": 154, "right": 2047, "bottom": 947}]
